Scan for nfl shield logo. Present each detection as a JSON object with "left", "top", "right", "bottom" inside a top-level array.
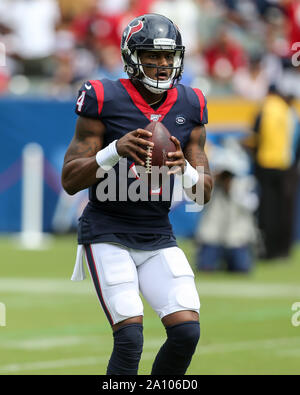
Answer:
[{"left": 150, "top": 114, "right": 162, "bottom": 121}]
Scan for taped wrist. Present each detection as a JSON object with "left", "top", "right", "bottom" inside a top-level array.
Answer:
[
  {"left": 177, "top": 160, "right": 199, "bottom": 188},
  {"left": 95, "top": 140, "right": 121, "bottom": 171}
]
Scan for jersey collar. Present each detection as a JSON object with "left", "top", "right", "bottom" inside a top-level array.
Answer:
[{"left": 120, "top": 79, "right": 178, "bottom": 122}]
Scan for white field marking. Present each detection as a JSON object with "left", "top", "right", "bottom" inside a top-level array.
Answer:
[
  {"left": 1, "top": 277, "right": 300, "bottom": 298},
  {"left": 143, "top": 338, "right": 165, "bottom": 349},
  {"left": 0, "top": 335, "right": 162, "bottom": 351},
  {"left": 196, "top": 281, "right": 300, "bottom": 298},
  {"left": 0, "top": 352, "right": 156, "bottom": 374},
  {"left": 0, "top": 356, "right": 106, "bottom": 373},
  {"left": 2, "top": 334, "right": 299, "bottom": 355},
  {"left": 1, "top": 336, "right": 92, "bottom": 350},
  {"left": 198, "top": 336, "right": 300, "bottom": 355},
  {"left": 0, "top": 278, "right": 93, "bottom": 295},
  {"left": 0, "top": 337, "right": 299, "bottom": 373},
  {"left": 275, "top": 348, "right": 300, "bottom": 357}
]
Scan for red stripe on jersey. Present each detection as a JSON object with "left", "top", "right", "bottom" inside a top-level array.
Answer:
[
  {"left": 90, "top": 80, "right": 104, "bottom": 115},
  {"left": 192, "top": 88, "right": 205, "bottom": 122},
  {"left": 120, "top": 79, "right": 178, "bottom": 122},
  {"left": 129, "top": 163, "right": 140, "bottom": 180}
]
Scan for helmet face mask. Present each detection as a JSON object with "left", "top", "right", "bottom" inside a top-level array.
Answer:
[{"left": 121, "top": 14, "right": 185, "bottom": 94}]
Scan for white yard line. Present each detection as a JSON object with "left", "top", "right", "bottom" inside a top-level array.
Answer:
[
  {"left": 276, "top": 348, "right": 300, "bottom": 357},
  {"left": 2, "top": 335, "right": 299, "bottom": 354},
  {"left": 0, "top": 337, "right": 299, "bottom": 373},
  {"left": 196, "top": 281, "right": 300, "bottom": 298},
  {"left": 0, "top": 277, "right": 299, "bottom": 298},
  {"left": 2, "top": 336, "right": 89, "bottom": 350},
  {"left": 0, "top": 352, "right": 156, "bottom": 374},
  {"left": 0, "top": 335, "right": 162, "bottom": 351},
  {"left": 0, "top": 356, "right": 106, "bottom": 373},
  {"left": 198, "top": 336, "right": 300, "bottom": 355},
  {"left": 0, "top": 278, "right": 92, "bottom": 295}
]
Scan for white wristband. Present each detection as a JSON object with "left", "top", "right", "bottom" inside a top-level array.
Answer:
[
  {"left": 178, "top": 160, "right": 199, "bottom": 188},
  {"left": 95, "top": 140, "right": 121, "bottom": 171}
]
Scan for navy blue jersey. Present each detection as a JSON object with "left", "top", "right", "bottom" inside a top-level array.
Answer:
[{"left": 75, "top": 78, "right": 208, "bottom": 247}]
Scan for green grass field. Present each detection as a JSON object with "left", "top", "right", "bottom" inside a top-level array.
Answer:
[{"left": 0, "top": 235, "right": 300, "bottom": 375}]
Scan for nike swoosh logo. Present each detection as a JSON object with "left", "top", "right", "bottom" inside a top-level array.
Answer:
[{"left": 85, "top": 83, "right": 92, "bottom": 90}]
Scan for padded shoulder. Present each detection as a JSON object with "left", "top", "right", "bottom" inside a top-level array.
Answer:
[
  {"left": 74, "top": 79, "right": 118, "bottom": 119},
  {"left": 179, "top": 84, "right": 208, "bottom": 125}
]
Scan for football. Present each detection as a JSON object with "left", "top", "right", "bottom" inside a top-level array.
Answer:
[{"left": 143, "top": 121, "right": 176, "bottom": 173}]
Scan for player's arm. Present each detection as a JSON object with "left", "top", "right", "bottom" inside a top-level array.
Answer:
[
  {"left": 62, "top": 116, "right": 154, "bottom": 195},
  {"left": 61, "top": 116, "right": 105, "bottom": 195},
  {"left": 183, "top": 125, "right": 213, "bottom": 204},
  {"left": 166, "top": 125, "right": 213, "bottom": 204}
]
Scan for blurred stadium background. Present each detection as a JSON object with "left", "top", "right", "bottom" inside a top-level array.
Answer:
[{"left": 1, "top": 0, "right": 300, "bottom": 375}]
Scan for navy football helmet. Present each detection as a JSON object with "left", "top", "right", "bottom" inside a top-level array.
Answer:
[{"left": 121, "top": 14, "right": 185, "bottom": 94}]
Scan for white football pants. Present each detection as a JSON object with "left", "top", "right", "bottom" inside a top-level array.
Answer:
[{"left": 72, "top": 243, "right": 200, "bottom": 326}]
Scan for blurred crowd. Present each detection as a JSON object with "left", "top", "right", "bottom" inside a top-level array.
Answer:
[{"left": 1, "top": 0, "right": 300, "bottom": 98}]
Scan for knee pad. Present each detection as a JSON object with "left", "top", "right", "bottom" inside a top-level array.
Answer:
[
  {"left": 107, "top": 323, "right": 143, "bottom": 375},
  {"left": 151, "top": 321, "right": 200, "bottom": 375},
  {"left": 166, "top": 321, "right": 200, "bottom": 356}
]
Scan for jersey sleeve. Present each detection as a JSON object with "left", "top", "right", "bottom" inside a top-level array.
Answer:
[
  {"left": 191, "top": 88, "right": 208, "bottom": 125},
  {"left": 75, "top": 80, "right": 104, "bottom": 119}
]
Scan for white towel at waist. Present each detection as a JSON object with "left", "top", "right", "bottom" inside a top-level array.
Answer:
[{"left": 71, "top": 245, "right": 86, "bottom": 281}]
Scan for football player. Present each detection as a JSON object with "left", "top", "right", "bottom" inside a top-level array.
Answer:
[{"left": 62, "top": 13, "right": 213, "bottom": 375}]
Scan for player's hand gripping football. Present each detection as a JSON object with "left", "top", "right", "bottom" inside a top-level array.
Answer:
[
  {"left": 165, "top": 136, "right": 186, "bottom": 175},
  {"left": 116, "top": 129, "right": 154, "bottom": 166}
]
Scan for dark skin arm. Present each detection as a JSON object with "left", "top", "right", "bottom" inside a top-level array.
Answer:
[
  {"left": 165, "top": 125, "right": 213, "bottom": 204},
  {"left": 61, "top": 116, "right": 153, "bottom": 195},
  {"left": 61, "top": 116, "right": 104, "bottom": 195}
]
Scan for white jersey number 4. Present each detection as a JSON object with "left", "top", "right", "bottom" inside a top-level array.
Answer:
[{"left": 76, "top": 91, "right": 86, "bottom": 112}]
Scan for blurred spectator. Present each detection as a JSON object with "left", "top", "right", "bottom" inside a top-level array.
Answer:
[
  {"left": 264, "top": 9, "right": 289, "bottom": 59},
  {"left": 0, "top": 69, "right": 10, "bottom": 94},
  {"left": 58, "top": 0, "right": 98, "bottom": 21},
  {"left": 232, "top": 54, "right": 269, "bottom": 100},
  {"left": 120, "top": 0, "right": 158, "bottom": 30},
  {"left": 71, "top": 8, "right": 121, "bottom": 50},
  {"left": 222, "top": 0, "right": 283, "bottom": 26},
  {"left": 278, "top": 64, "right": 300, "bottom": 99},
  {"left": 69, "top": 0, "right": 100, "bottom": 49},
  {"left": 150, "top": 0, "right": 203, "bottom": 55},
  {"left": 94, "top": 44, "right": 126, "bottom": 80},
  {"left": 283, "top": 0, "right": 300, "bottom": 55},
  {"left": 50, "top": 27, "right": 97, "bottom": 98},
  {"left": 181, "top": 0, "right": 224, "bottom": 93},
  {"left": 1, "top": 0, "right": 60, "bottom": 76},
  {"left": 244, "top": 85, "right": 300, "bottom": 260},
  {"left": 0, "top": 8, "right": 19, "bottom": 92},
  {"left": 203, "top": 24, "right": 248, "bottom": 82},
  {"left": 195, "top": 139, "right": 258, "bottom": 273},
  {"left": 194, "top": 0, "right": 225, "bottom": 46},
  {"left": 0, "top": 32, "right": 10, "bottom": 93},
  {"left": 222, "top": 0, "right": 261, "bottom": 27},
  {"left": 71, "top": 0, "right": 155, "bottom": 54}
]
